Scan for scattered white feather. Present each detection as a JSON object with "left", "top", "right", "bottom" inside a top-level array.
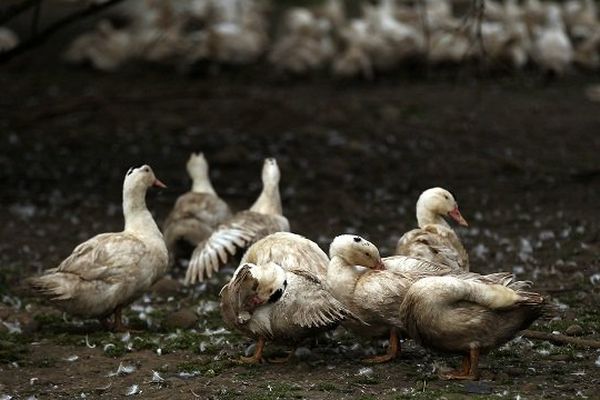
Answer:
[
  {"left": 64, "top": 355, "right": 79, "bottom": 362},
  {"left": 108, "top": 362, "right": 136, "bottom": 377},
  {"left": 125, "top": 384, "right": 141, "bottom": 396}
]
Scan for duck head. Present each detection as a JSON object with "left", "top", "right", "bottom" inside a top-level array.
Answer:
[
  {"left": 261, "top": 157, "right": 281, "bottom": 186},
  {"left": 329, "top": 234, "right": 385, "bottom": 270},
  {"left": 416, "top": 187, "right": 468, "bottom": 227},
  {"left": 124, "top": 164, "right": 166, "bottom": 191},
  {"left": 241, "top": 261, "right": 287, "bottom": 309}
]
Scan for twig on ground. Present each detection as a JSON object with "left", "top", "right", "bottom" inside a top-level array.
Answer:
[{"left": 521, "top": 329, "right": 600, "bottom": 348}]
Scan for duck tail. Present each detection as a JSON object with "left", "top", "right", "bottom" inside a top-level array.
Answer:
[{"left": 25, "top": 273, "right": 78, "bottom": 301}]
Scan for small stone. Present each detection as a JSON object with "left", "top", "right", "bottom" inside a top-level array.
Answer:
[
  {"left": 164, "top": 309, "right": 198, "bottom": 330},
  {"left": 549, "top": 354, "right": 571, "bottom": 361},
  {"left": 151, "top": 278, "right": 182, "bottom": 298},
  {"left": 494, "top": 371, "right": 510, "bottom": 382},
  {"left": 565, "top": 324, "right": 584, "bottom": 336},
  {"left": 465, "top": 381, "right": 492, "bottom": 394},
  {"left": 16, "top": 314, "right": 39, "bottom": 334}
]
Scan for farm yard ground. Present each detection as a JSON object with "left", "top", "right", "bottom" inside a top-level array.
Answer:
[{"left": 0, "top": 58, "right": 599, "bottom": 399}]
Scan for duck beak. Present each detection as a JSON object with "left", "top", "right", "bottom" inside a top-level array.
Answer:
[
  {"left": 448, "top": 206, "right": 468, "bottom": 226},
  {"left": 153, "top": 178, "right": 167, "bottom": 189},
  {"left": 373, "top": 259, "right": 386, "bottom": 271}
]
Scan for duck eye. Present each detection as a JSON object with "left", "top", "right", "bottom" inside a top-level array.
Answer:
[
  {"left": 444, "top": 195, "right": 449, "bottom": 200},
  {"left": 353, "top": 237, "right": 362, "bottom": 243},
  {"left": 143, "top": 167, "right": 150, "bottom": 172},
  {"left": 364, "top": 251, "right": 370, "bottom": 257}
]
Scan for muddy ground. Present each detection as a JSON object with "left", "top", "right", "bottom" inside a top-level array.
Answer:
[{"left": 0, "top": 49, "right": 600, "bottom": 399}]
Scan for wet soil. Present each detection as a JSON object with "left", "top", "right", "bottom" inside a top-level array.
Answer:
[{"left": 0, "top": 58, "right": 599, "bottom": 399}]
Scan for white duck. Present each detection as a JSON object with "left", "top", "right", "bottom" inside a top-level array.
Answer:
[
  {"left": 327, "top": 234, "right": 454, "bottom": 363},
  {"left": 269, "top": 8, "right": 335, "bottom": 74},
  {"left": 220, "top": 232, "right": 354, "bottom": 364},
  {"left": 185, "top": 158, "right": 289, "bottom": 284},
  {"left": 64, "top": 20, "right": 134, "bottom": 71},
  {"left": 531, "top": 4, "right": 574, "bottom": 74},
  {"left": 400, "top": 274, "right": 545, "bottom": 380},
  {"left": 163, "top": 152, "right": 232, "bottom": 264},
  {"left": 0, "top": 27, "right": 18, "bottom": 53},
  {"left": 27, "top": 165, "right": 169, "bottom": 331},
  {"left": 396, "top": 187, "right": 469, "bottom": 272}
]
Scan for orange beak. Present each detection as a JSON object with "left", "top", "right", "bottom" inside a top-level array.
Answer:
[
  {"left": 153, "top": 178, "right": 167, "bottom": 189},
  {"left": 373, "top": 259, "right": 386, "bottom": 271},
  {"left": 448, "top": 206, "right": 468, "bottom": 226}
]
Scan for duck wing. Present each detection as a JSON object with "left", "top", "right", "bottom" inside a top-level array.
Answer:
[{"left": 186, "top": 211, "right": 290, "bottom": 284}]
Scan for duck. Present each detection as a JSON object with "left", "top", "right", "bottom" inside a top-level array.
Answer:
[
  {"left": 220, "top": 232, "right": 355, "bottom": 364},
  {"left": 27, "top": 165, "right": 169, "bottom": 331},
  {"left": 185, "top": 158, "right": 289, "bottom": 284},
  {"left": 64, "top": 20, "right": 134, "bottom": 71},
  {"left": 399, "top": 273, "right": 546, "bottom": 380},
  {"left": 269, "top": 8, "right": 335, "bottom": 74},
  {"left": 163, "top": 152, "right": 232, "bottom": 265},
  {"left": 327, "top": 234, "right": 454, "bottom": 363},
  {"left": 531, "top": 4, "right": 574, "bottom": 75},
  {"left": 0, "top": 27, "right": 18, "bottom": 53},
  {"left": 395, "top": 187, "right": 469, "bottom": 272}
]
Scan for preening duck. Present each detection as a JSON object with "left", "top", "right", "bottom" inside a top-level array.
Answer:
[
  {"left": 27, "top": 165, "right": 169, "bottom": 331},
  {"left": 220, "top": 232, "right": 355, "bottom": 363}
]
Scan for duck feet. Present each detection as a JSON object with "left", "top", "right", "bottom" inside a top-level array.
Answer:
[
  {"left": 439, "top": 347, "right": 480, "bottom": 381},
  {"left": 239, "top": 337, "right": 266, "bottom": 365},
  {"left": 267, "top": 350, "right": 295, "bottom": 364},
  {"left": 362, "top": 328, "right": 400, "bottom": 364}
]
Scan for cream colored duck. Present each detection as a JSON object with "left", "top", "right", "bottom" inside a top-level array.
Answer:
[
  {"left": 220, "top": 232, "right": 354, "bottom": 364},
  {"left": 400, "top": 274, "right": 545, "bottom": 380},
  {"left": 327, "top": 234, "right": 454, "bottom": 363},
  {"left": 396, "top": 188, "right": 469, "bottom": 272},
  {"left": 163, "top": 153, "right": 232, "bottom": 264},
  {"left": 531, "top": 4, "right": 574, "bottom": 74},
  {"left": 0, "top": 27, "right": 18, "bottom": 53},
  {"left": 27, "top": 165, "right": 169, "bottom": 331},
  {"left": 269, "top": 8, "right": 335, "bottom": 74},
  {"left": 64, "top": 20, "right": 134, "bottom": 71},
  {"left": 185, "top": 158, "right": 289, "bottom": 284}
]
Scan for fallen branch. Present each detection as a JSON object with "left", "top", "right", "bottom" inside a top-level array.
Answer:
[
  {"left": 0, "top": 0, "right": 126, "bottom": 64},
  {"left": 521, "top": 329, "right": 600, "bottom": 348}
]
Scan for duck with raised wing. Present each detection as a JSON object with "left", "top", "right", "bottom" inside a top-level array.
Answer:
[
  {"left": 396, "top": 187, "right": 469, "bottom": 272},
  {"left": 27, "top": 165, "right": 169, "bottom": 331},
  {"left": 327, "top": 234, "right": 455, "bottom": 364},
  {"left": 185, "top": 158, "right": 289, "bottom": 284},
  {"left": 163, "top": 153, "right": 232, "bottom": 264},
  {"left": 399, "top": 274, "right": 546, "bottom": 380},
  {"left": 220, "top": 232, "right": 355, "bottom": 364}
]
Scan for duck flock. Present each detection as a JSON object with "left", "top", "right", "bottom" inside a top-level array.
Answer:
[
  {"left": 2, "top": 0, "right": 598, "bottom": 76},
  {"left": 26, "top": 155, "right": 549, "bottom": 381}
]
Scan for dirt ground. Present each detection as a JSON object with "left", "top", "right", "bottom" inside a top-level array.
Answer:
[{"left": 1, "top": 51, "right": 600, "bottom": 399}]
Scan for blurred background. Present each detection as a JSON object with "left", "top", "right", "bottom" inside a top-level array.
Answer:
[{"left": 0, "top": 0, "right": 599, "bottom": 398}]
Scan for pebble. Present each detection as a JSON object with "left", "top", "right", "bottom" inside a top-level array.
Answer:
[
  {"left": 565, "top": 324, "right": 584, "bottom": 336},
  {"left": 151, "top": 278, "right": 183, "bottom": 298},
  {"left": 164, "top": 308, "right": 198, "bottom": 330}
]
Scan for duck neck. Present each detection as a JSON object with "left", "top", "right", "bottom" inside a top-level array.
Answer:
[
  {"left": 123, "top": 186, "right": 162, "bottom": 237},
  {"left": 191, "top": 174, "right": 216, "bottom": 195},
  {"left": 327, "top": 256, "right": 361, "bottom": 302},
  {"left": 416, "top": 205, "right": 449, "bottom": 228},
  {"left": 250, "top": 182, "right": 282, "bottom": 215}
]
